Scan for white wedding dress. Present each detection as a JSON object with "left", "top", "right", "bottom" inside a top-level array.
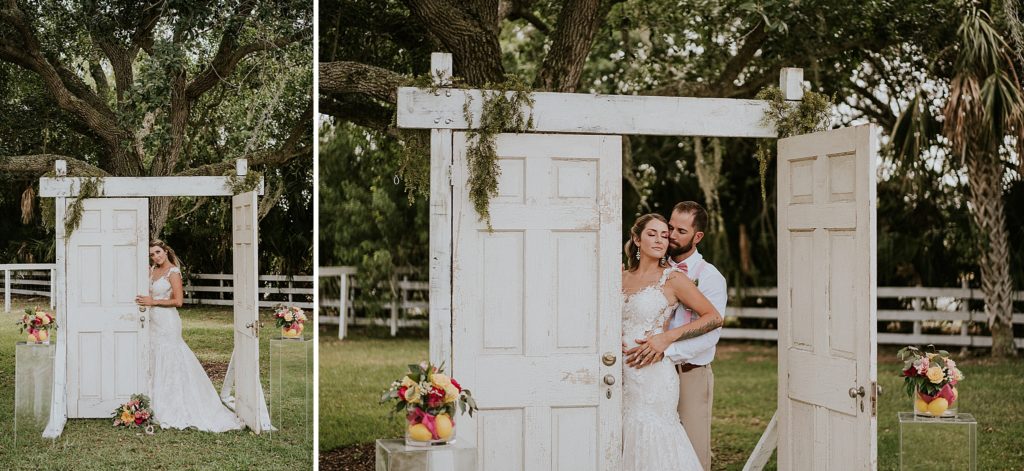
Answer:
[
  {"left": 149, "top": 266, "right": 243, "bottom": 432},
  {"left": 622, "top": 267, "right": 704, "bottom": 470}
]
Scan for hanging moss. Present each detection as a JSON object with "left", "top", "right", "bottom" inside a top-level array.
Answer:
[
  {"left": 64, "top": 177, "right": 103, "bottom": 236},
  {"left": 226, "top": 170, "right": 264, "bottom": 194},
  {"left": 462, "top": 78, "right": 535, "bottom": 229},
  {"left": 754, "top": 86, "right": 833, "bottom": 202}
]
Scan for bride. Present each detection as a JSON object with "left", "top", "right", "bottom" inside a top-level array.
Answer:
[
  {"left": 135, "top": 240, "right": 243, "bottom": 432},
  {"left": 621, "top": 214, "right": 722, "bottom": 470}
]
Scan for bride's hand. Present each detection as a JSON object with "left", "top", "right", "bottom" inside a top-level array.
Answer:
[{"left": 135, "top": 295, "right": 154, "bottom": 306}]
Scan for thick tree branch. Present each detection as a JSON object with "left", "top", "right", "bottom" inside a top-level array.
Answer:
[
  {"left": 402, "top": 0, "right": 505, "bottom": 85},
  {"left": 176, "top": 103, "right": 313, "bottom": 177},
  {"left": 0, "top": 155, "right": 110, "bottom": 177},
  {"left": 712, "top": 21, "right": 767, "bottom": 94},
  {"left": 320, "top": 95, "right": 395, "bottom": 132},
  {"left": 534, "top": 0, "right": 621, "bottom": 92},
  {"left": 319, "top": 61, "right": 406, "bottom": 103}
]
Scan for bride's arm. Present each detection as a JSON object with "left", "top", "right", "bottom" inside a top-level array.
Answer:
[{"left": 143, "top": 271, "right": 185, "bottom": 308}]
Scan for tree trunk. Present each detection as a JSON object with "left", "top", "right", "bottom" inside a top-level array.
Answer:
[
  {"left": 966, "top": 148, "right": 1018, "bottom": 357},
  {"left": 149, "top": 196, "right": 173, "bottom": 239},
  {"left": 533, "top": 0, "right": 607, "bottom": 92}
]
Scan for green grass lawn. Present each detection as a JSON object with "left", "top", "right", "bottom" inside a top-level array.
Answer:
[
  {"left": 320, "top": 328, "right": 1024, "bottom": 470},
  {"left": 0, "top": 297, "right": 313, "bottom": 470}
]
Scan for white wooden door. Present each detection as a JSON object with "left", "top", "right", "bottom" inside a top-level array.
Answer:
[
  {"left": 452, "top": 133, "right": 622, "bottom": 470},
  {"left": 232, "top": 191, "right": 261, "bottom": 433},
  {"left": 66, "top": 198, "right": 149, "bottom": 417},
  {"left": 777, "top": 124, "right": 878, "bottom": 469}
]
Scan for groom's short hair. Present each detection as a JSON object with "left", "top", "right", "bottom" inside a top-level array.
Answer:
[{"left": 671, "top": 201, "right": 708, "bottom": 233}]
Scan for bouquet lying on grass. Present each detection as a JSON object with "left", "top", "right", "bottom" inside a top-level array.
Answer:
[
  {"left": 18, "top": 307, "right": 57, "bottom": 343},
  {"left": 113, "top": 394, "right": 155, "bottom": 431},
  {"left": 898, "top": 345, "right": 965, "bottom": 416},
  {"left": 381, "top": 362, "right": 478, "bottom": 443}
]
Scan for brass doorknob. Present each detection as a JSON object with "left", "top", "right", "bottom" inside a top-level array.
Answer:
[
  {"left": 602, "top": 353, "right": 617, "bottom": 366},
  {"left": 849, "top": 386, "right": 865, "bottom": 398},
  {"left": 603, "top": 375, "right": 616, "bottom": 385}
]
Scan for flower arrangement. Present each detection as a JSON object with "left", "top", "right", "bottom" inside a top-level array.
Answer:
[
  {"left": 273, "top": 304, "right": 307, "bottom": 338},
  {"left": 381, "top": 361, "right": 478, "bottom": 445},
  {"left": 898, "top": 345, "right": 965, "bottom": 417},
  {"left": 112, "top": 394, "right": 155, "bottom": 431},
  {"left": 17, "top": 307, "right": 57, "bottom": 343}
]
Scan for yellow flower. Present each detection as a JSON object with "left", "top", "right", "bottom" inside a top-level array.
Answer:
[
  {"left": 37, "top": 314, "right": 50, "bottom": 325},
  {"left": 431, "top": 373, "right": 452, "bottom": 388},
  {"left": 401, "top": 376, "right": 417, "bottom": 388},
  {"left": 284, "top": 313, "right": 294, "bottom": 322},
  {"left": 404, "top": 384, "right": 422, "bottom": 404},
  {"left": 443, "top": 384, "right": 459, "bottom": 403},
  {"left": 120, "top": 410, "right": 134, "bottom": 423},
  {"left": 926, "top": 366, "right": 944, "bottom": 384}
]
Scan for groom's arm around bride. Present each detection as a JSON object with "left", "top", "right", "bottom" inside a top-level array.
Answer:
[{"left": 625, "top": 201, "right": 726, "bottom": 471}]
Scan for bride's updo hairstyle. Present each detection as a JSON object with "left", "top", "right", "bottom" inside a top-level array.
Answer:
[
  {"left": 149, "top": 239, "right": 181, "bottom": 268},
  {"left": 624, "top": 213, "right": 669, "bottom": 272}
]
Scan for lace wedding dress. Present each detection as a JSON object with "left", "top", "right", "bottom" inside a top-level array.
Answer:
[
  {"left": 149, "top": 266, "right": 243, "bottom": 432},
  {"left": 622, "top": 267, "right": 704, "bottom": 470}
]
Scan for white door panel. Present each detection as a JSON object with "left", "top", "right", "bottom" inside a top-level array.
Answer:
[
  {"left": 232, "top": 191, "right": 261, "bottom": 433},
  {"left": 777, "top": 124, "right": 878, "bottom": 469},
  {"left": 452, "top": 133, "right": 622, "bottom": 470},
  {"left": 66, "top": 198, "right": 149, "bottom": 418}
]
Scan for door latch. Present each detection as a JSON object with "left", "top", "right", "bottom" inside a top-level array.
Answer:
[{"left": 139, "top": 315, "right": 146, "bottom": 329}]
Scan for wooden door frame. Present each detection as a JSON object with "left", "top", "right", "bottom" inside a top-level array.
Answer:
[
  {"left": 398, "top": 52, "right": 876, "bottom": 468},
  {"left": 39, "top": 160, "right": 264, "bottom": 438}
]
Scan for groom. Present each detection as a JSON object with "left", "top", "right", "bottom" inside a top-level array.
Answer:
[{"left": 625, "top": 201, "right": 727, "bottom": 471}]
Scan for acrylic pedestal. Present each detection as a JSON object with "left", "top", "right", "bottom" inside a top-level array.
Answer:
[
  {"left": 14, "top": 342, "right": 54, "bottom": 445},
  {"left": 268, "top": 336, "right": 312, "bottom": 443},
  {"left": 375, "top": 439, "right": 477, "bottom": 471},
  {"left": 899, "top": 412, "right": 977, "bottom": 470}
]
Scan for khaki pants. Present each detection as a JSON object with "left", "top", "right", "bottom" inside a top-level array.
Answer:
[{"left": 677, "top": 364, "right": 713, "bottom": 471}]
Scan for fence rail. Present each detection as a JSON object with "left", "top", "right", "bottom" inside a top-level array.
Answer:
[
  {"left": 1, "top": 264, "right": 312, "bottom": 311},
  {"left": 319, "top": 266, "right": 1024, "bottom": 348}
]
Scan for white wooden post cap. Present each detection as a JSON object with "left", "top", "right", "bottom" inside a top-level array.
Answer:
[
  {"left": 430, "top": 52, "right": 453, "bottom": 86},
  {"left": 236, "top": 159, "right": 248, "bottom": 176},
  {"left": 55, "top": 160, "right": 67, "bottom": 177},
  {"left": 780, "top": 68, "right": 804, "bottom": 101}
]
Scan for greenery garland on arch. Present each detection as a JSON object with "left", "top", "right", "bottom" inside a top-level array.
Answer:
[
  {"left": 754, "top": 86, "right": 833, "bottom": 202},
  {"left": 392, "top": 76, "right": 536, "bottom": 229},
  {"left": 461, "top": 78, "right": 535, "bottom": 229}
]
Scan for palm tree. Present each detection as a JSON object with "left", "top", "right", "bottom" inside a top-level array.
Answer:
[{"left": 894, "top": 2, "right": 1023, "bottom": 357}]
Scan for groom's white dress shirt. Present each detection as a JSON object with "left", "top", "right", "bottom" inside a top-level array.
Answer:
[{"left": 664, "top": 249, "right": 727, "bottom": 366}]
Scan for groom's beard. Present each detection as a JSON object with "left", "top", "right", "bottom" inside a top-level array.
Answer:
[{"left": 667, "top": 239, "right": 693, "bottom": 259}]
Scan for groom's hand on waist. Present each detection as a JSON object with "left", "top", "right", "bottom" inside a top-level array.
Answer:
[{"left": 624, "top": 335, "right": 667, "bottom": 369}]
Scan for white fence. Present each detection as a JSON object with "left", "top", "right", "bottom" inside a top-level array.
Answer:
[
  {"left": 319, "top": 266, "right": 428, "bottom": 339},
  {"left": 0, "top": 264, "right": 313, "bottom": 311},
  {"left": 319, "top": 266, "right": 1024, "bottom": 348},
  {"left": 1, "top": 264, "right": 57, "bottom": 312}
]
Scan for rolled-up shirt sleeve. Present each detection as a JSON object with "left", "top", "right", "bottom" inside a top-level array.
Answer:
[{"left": 664, "top": 266, "right": 728, "bottom": 364}]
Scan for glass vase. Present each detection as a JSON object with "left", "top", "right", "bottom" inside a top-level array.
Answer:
[
  {"left": 404, "top": 410, "right": 456, "bottom": 446},
  {"left": 913, "top": 389, "right": 959, "bottom": 418}
]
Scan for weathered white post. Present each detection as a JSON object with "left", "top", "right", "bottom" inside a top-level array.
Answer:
[
  {"left": 49, "top": 268, "right": 56, "bottom": 308},
  {"left": 743, "top": 67, "right": 804, "bottom": 471},
  {"left": 338, "top": 272, "right": 348, "bottom": 339},
  {"left": 428, "top": 52, "right": 454, "bottom": 367},
  {"left": 4, "top": 269, "right": 10, "bottom": 313}
]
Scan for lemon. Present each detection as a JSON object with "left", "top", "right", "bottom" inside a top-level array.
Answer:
[
  {"left": 27, "top": 333, "right": 37, "bottom": 343},
  {"left": 914, "top": 398, "right": 929, "bottom": 413},
  {"left": 435, "top": 414, "right": 454, "bottom": 439},
  {"left": 38, "top": 330, "right": 48, "bottom": 341},
  {"left": 408, "top": 423, "right": 433, "bottom": 442},
  {"left": 927, "top": 397, "right": 949, "bottom": 416}
]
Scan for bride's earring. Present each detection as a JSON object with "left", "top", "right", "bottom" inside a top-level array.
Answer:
[{"left": 635, "top": 249, "right": 640, "bottom": 261}]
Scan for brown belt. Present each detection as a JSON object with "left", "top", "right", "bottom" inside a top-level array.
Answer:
[{"left": 675, "top": 362, "right": 709, "bottom": 373}]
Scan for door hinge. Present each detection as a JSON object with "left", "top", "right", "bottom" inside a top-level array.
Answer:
[{"left": 870, "top": 381, "right": 878, "bottom": 417}]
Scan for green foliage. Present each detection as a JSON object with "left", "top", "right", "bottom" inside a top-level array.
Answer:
[
  {"left": 754, "top": 86, "right": 833, "bottom": 202},
  {"left": 462, "top": 79, "right": 535, "bottom": 228},
  {"left": 226, "top": 171, "right": 264, "bottom": 195},
  {"left": 319, "top": 123, "right": 429, "bottom": 298},
  {"left": 64, "top": 177, "right": 102, "bottom": 237}
]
